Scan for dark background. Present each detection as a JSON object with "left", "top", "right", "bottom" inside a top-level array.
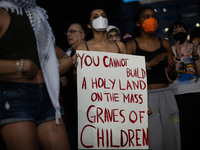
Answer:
[
  {"left": 37, "top": 0, "right": 200, "bottom": 51},
  {"left": 37, "top": 0, "right": 122, "bottom": 51}
]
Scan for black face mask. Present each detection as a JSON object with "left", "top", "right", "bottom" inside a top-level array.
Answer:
[{"left": 173, "top": 32, "right": 187, "bottom": 44}]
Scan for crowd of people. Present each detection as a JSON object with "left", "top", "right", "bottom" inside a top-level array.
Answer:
[{"left": 0, "top": 1, "right": 199, "bottom": 150}]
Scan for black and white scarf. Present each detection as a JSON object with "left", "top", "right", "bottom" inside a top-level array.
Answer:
[{"left": 0, "top": 0, "right": 61, "bottom": 124}]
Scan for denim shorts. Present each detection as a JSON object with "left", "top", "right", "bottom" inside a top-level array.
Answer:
[{"left": 0, "top": 81, "right": 61, "bottom": 126}]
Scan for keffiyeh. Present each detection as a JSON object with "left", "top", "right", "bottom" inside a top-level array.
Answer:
[{"left": 0, "top": 0, "right": 61, "bottom": 124}]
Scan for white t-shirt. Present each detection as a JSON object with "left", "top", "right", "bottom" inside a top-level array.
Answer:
[{"left": 66, "top": 47, "right": 72, "bottom": 56}]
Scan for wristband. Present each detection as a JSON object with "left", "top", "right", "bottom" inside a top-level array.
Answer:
[
  {"left": 19, "top": 59, "right": 24, "bottom": 72},
  {"left": 175, "top": 57, "right": 181, "bottom": 61}
]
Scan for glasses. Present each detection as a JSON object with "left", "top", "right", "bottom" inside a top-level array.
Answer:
[
  {"left": 108, "top": 34, "right": 120, "bottom": 39},
  {"left": 65, "top": 29, "right": 83, "bottom": 35}
]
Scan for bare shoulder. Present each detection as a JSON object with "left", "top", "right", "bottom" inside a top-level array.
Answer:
[
  {"left": 0, "top": 8, "right": 9, "bottom": 15},
  {"left": 162, "top": 38, "right": 171, "bottom": 47},
  {"left": 125, "top": 39, "right": 136, "bottom": 46},
  {"left": 116, "top": 41, "right": 126, "bottom": 54},
  {"left": 0, "top": 9, "right": 10, "bottom": 38},
  {"left": 0, "top": 8, "right": 10, "bottom": 22},
  {"left": 161, "top": 38, "right": 172, "bottom": 52},
  {"left": 77, "top": 42, "right": 87, "bottom": 51},
  {"left": 125, "top": 39, "right": 136, "bottom": 55},
  {"left": 116, "top": 41, "right": 124, "bottom": 47}
]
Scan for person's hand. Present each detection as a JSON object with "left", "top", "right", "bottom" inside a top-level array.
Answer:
[
  {"left": 72, "top": 53, "right": 78, "bottom": 67},
  {"left": 192, "top": 40, "right": 199, "bottom": 54},
  {"left": 166, "top": 61, "right": 177, "bottom": 73},
  {"left": 22, "top": 59, "right": 38, "bottom": 79},
  {"left": 147, "top": 105, "right": 152, "bottom": 115},
  {"left": 148, "top": 52, "right": 168, "bottom": 68},
  {"left": 60, "top": 76, "right": 68, "bottom": 86}
]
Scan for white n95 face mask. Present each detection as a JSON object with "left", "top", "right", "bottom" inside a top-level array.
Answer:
[{"left": 92, "top": 16, "right": 108, "bottom": 31}]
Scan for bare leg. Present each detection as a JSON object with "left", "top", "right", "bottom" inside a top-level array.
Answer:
[
  {"left": 37, "top": 118, "right": 71, "bottom": 150},
  {"left": 1, "top": 121, "right": 40, "bottom": 150}
]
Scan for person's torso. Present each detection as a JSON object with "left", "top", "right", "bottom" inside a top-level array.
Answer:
[
  {"left": 170, "top": 54, "right": 200, "bottom": 95},
  {"left": 0, "top": 9, "right": 41, "bottom": 69},
  {"left": 134, "top": 38, "right": 168, "bottom": 85},
  {"left": 85, "top": 40, "right": 121, "bottom": 53}
]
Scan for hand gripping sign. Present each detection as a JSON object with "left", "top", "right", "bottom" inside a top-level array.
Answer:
[{"left": 77, "top": 50, "right": 148, "bottom": 149}]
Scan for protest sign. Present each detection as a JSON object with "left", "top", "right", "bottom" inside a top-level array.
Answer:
[{"left": 77, "top": 50, "right": 148, "bottom": 149}]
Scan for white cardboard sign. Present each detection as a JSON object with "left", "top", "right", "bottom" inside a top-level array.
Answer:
[{"left": 77, "top": 50, "right": 148, "bottom": 149}]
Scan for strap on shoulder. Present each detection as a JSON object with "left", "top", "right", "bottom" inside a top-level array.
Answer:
[
  {"left": 85, "top": 42, "right": 89, "bottom": 51},
  {"left": 158, "top": 38, "right": 163, "bottom": 46},
  {"left": 133, "top": 38, "right": 139, "bottom": 49},
  {"left": 113, "top": 41, "right": 121, "bottom": 53}
]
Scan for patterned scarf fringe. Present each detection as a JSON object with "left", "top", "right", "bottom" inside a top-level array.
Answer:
[{"left": 0, "top": 1, "right": 61, "bottom": 124}]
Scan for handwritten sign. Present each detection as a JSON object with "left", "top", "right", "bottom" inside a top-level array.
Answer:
[{"left": 77, "top": 50, "right": 148, "bottom": 149}]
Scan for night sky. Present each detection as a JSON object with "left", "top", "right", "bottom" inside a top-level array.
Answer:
[{"left": 37, "top": 0, "right": 122, "bottom": 50}]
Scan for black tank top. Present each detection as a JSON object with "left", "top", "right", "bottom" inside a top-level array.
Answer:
[
  {"left": 0, "top": 10, "right": 41, "bottom": 69},
  {"left": 134, "top": 38, "right": 168, "bottom": 85}
]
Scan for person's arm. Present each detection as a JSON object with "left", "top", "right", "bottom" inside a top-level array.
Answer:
[
  {"left": 146, "top": 52, "right": 168, "bottom": 70},
  {"left": 76, "top": 43, "right": 88, "bottom": 51},
  {"left": 192, "top": 40, "right": 200, "bottom": 77},
  {"left": 125, "top": 40, "right": 136, "bottom": 55},
  {"left": 163, "top": 39, "right": 177, "bottom": 80},
  {"left": 54, "top": 45, "right": 72, "bottom": 76},
  {"left": 172, "top": 41, "right": 182, "bottom": 72},
  {"left": 0, "top": 60, "right": 22, "bottom": 75},
  {"left": 0, "top": 59, "right": 38, "bottom": 79}
]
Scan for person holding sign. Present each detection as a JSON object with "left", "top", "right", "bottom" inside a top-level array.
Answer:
[
  {"left": 125, "top": 6, "right": 181, "bottom": 150},
  {"left": 77, "top": 8, "right": 126, "bottom": 53}
]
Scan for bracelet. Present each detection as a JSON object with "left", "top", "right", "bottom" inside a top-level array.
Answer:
[
  {"left": 16, "top": 60, "right": 20, "bottom": 71},
  {"left": 192, "top": 53, "right": 199, "bottom": 61},
  {"left": 175, "top": 57, "right": 181, "bottom": 61},
  {"left": 146, "top": 62, "right": 151, "bottom": 70},
  {"left": 19, "top": 59, "right": 24, "bottom": 72}
]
